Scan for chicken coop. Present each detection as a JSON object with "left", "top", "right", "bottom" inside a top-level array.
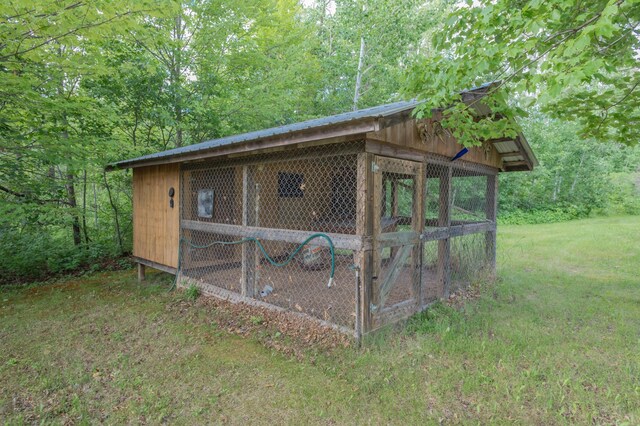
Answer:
[{"left": 107, "top": 84, "right": 537, "bottom": 338}]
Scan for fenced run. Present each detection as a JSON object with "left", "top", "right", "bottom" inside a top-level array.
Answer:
[{"left": 177, "top": 141, "right": 497, "bottom": 337}]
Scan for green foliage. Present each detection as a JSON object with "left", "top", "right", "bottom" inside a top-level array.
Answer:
[
  {"left": 498, "top": 113, "right": 640, "bottom": 223},
  {"left": 405, "top": 0, "right": 640, "bottom": 146},
  {"left": 183, "top": 284, "right": 200, "bottom": 301},
  {"left": 499, "top": 207, "right": 587, "bottom": 225},
  {"left": 405, "top": 301, "right": 464, "bottom": 336},
  {"left": 605, "top": 172, "right": 640, "bottom": 215},
  {"left": 250, "top": 315, "right": 265, "bottom": 326},
  {"left": 1, "top": 0, "right": 433, "bottom": 280}
]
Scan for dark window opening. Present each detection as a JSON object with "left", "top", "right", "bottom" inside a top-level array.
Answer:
[{"left": 278, "top": 172, "right": 304, "bottom": 198}]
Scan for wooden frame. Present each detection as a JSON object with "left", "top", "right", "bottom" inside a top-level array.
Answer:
[{"left": 124, "top": 101, "right": 522, "bottom": 339}]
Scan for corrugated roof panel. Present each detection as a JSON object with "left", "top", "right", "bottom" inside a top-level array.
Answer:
[
  {"left": 493, "top": 140, "right": 518, "bottom": 154},
  {"left": 109, "top": 100, "right": 421, "bottom": 169}
]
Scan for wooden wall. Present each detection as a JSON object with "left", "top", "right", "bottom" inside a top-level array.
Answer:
[
  {"left": 133, "top": 164, "right": 180, "bottom": 268},
  {"left": 366, "top": 118, "right": 503, "bottom": 169}
]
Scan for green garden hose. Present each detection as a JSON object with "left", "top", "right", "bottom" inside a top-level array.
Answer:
[{"left": 169, "top": 233, "right": 336, "bottom": 292}]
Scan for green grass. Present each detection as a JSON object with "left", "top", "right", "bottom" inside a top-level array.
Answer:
[{"left": 1, "top": 216, "right": 639, "bottom": 424}]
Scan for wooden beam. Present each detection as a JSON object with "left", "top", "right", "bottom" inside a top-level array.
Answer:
[
  {"left": 137, "top": 263, "right": 146, "bottom": 282},
  {"left": 181, "top": 220, "right": 369, "bottom": 251},
  {"left": 370, "top": 299, "right": 417, "bottom": 330},
  {"left": 412, "top": 162, "right": 425, "bottom": 308},
  {"left": 357, "top": 153, "right": 375, "bottom": 334},
  {"left": 377, "top": 231, "right": 420, "bottom": 247},
  {"left": 365, "top": 139, "right": 425, "bottom": 163},
  {"left": 421, "top": 222, "right": 496, "bottom": 241},
  {"left": 133, "top": 256, "right": 177, "bottom": 275}
]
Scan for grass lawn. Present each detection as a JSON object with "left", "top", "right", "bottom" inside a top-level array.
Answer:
[{"left": 1, "top": 216, "right": 639, "bottom": 424}]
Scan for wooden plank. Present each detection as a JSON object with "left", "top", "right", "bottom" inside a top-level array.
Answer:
[
  {"left": 377, "top": 231, "right": 420, "bottom": 247},
  {"left": 376, "top": 244, "right": 412, "bottom": 310},
  {"left": 412, "top": 162, "right": 425, "bottom": 308},
  {"left": 371, "top": 156, "right": 383, "bottom": 305},
  {"left": 366, "top": 119, "right": 504, "bottom": 169},
  {"left": 421, "top": 222, "right": 496, "bottom": 241},
  {"left": 137, "top": 263, "right": 146, "bottom": 282},
  {"left": 358, "top": 153, "right": 375, "bottom": 333},
  {"left": 365, "top": 139, "right": 425, "bottom": 163},
  {"left": 370, "top": 299, "right": 417, "bottom": 330},
  {"left": 181, "top": 220, "right": 368, "bottom": 251},
  {"left": 133, "top": 256, "right": 177, "bottom": 275}
]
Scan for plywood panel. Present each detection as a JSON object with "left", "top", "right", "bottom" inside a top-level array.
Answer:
[
  {"left": 133, "top": 164, "right": 180, "bottom": 268},
  {"left": 366, "top": 118, "right": 502, "bottom": 169}
]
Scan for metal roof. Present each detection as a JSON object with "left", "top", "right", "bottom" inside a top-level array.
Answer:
[{"left": 107, "top": 100, "right": 420, "bottom": 170}]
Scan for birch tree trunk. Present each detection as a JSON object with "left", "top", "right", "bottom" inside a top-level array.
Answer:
[{"left": 353, "top": 36, "right": 365, "bottom": 111}]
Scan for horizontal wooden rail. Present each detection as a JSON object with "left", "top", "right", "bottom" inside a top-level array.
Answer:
[
  {"left": 377, "top": 231, "right": 420, "bottom": 247},
  {"left": 421, "top": 221, "right": 496, "bottom": 241},
  {"left": 181, "top": 220, "right": 370, "bottom": 251},
  {"left": 132, "top": 256, "right": 177, "bottom": 275}
]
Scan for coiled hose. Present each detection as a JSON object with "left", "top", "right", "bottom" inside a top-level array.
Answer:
[{"left": 169, "top": 233, "right": 335, "bottom": 292}]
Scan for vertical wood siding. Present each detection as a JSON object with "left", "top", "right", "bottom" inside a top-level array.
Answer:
[{"left": 133, "top": 164, "right": 180, "bottom": 268}]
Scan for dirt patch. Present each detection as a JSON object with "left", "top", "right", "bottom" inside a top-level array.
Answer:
[{"left": 168, "top": 293, "right": 352, "bottom": 360}]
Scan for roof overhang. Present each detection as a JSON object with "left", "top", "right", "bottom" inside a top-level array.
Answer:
[
  {"left": 106, "top": 83, "right": 537, "bottom": 172},
  {"left": 105, "top": 101, "right": 420, "bottom": 171}
]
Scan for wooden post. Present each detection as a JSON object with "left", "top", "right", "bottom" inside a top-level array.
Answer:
[
  {"left": 486, "top": 173, "right": 498, "bottom": 274},
  {"left": 437, "top": 166, "right": 452, "bottom": 298},
  {"left": 137, "top": 263, "right": 146, "bottom": 282},
  {"left": 371, "top": 156, "right": 383, "bottom": 309},
  {"left": 356, "top": 153, "right": 374, "bottom": 334},
  {"left": 412, "top": 163, "right": 425, "bottom": 310},
  {"left": 241, "top": 166, "right": 256, "bottom": 297}
]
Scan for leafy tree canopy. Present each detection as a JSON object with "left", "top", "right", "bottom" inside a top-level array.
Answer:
[{"left": 405, "top": 0, "right": 640, "bottom": 147}]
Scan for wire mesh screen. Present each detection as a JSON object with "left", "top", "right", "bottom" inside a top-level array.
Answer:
[
  {"left": 175, "top": 140, "right": 498, "bottom": 335},
  {"left": 179, "top": 142, "right": 362, "bottom": 330},
  {"left": 421, "top": 239, "right": 440, "bottom": 306},
  {"left": 420, "top": 158, "right": 497, "bottom": 303},
  {"left": 450, "top": 233, "right": 493, "bottom": 292},
  {"left": 451, "top": 173, "right": 488, "bottom": 224}
]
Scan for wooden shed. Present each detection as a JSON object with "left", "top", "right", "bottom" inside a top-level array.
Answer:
[{"left": 107, "top": 85, "right": 537, "bottom": 338}]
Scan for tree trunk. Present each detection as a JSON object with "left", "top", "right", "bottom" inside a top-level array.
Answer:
[
  {"left": 65, "top": 170, "right": 82, "bottom": 246},
  {"left": 82, "top": 169, "right": 90, "bottom": 245},
  {"left": 103, "top": 171, "right": 124, "bottom": 255},
  {"left": 569, "top": 151, "right": 586, "bottom": 195},
  {"left": 353, "top": 36, "right": 365, "bottom": 111}
]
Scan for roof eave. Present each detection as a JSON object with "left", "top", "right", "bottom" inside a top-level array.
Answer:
[{"left": 105, "top": 115, "right": 385, "bottom": 171}]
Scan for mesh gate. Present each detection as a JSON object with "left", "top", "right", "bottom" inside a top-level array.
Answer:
[{"left": 179, "top": 142, "right": 362, "bottom": 331}]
